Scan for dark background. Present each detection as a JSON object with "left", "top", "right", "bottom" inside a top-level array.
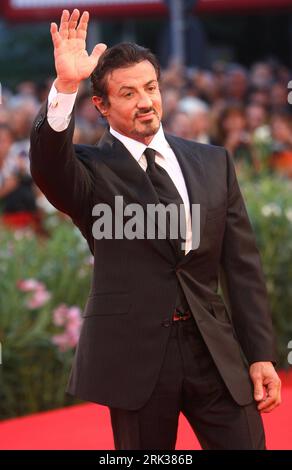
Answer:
[{"left": 0, "top": 7, "right": 292, "bottom": 88}]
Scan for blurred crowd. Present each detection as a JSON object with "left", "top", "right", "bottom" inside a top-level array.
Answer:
[{"left": 1, "top": 59, "right": 292, "bottom": 234}]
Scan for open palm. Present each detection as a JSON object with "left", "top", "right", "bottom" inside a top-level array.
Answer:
[{"left": 51, "top": 9, "right": 107, "bottom": 85}]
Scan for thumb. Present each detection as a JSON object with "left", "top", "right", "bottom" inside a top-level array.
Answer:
[
  {"left": 253, "top": 379, "right": 264, "bottom": 401},
  {"left": 90, "top": 43, "right": 107, "bottom": 63}
]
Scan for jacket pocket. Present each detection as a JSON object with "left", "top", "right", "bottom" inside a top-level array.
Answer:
[
  {"left": 83, "top": 292, "right": 130, "bottom": 317},
  {"left": 209, "top": 300, "right": 231, "bottom": 324}
]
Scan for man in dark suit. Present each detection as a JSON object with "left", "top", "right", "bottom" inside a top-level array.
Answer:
[{"left": 30, "top": 9, "right": 281, "bottom": 450}]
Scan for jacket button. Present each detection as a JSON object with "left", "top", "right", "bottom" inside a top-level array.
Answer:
[{"left": 161, "top": 320, "right": 171, "bottom": 327}]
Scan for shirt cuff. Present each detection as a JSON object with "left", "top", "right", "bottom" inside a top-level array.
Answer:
[{"left": 47, "top": 81, "right": 78, "bottom": 132}]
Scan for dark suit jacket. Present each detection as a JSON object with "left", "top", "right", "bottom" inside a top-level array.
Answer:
[{"left": 29, "top": 104, "right": 277, "bottom": 410}]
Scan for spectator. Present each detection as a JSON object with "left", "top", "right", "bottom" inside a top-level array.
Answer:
[
  {"left": 213, "top": 104, "right": 254, "bottom": 172},
  {"left": 224, "top": 65, "right": 248, "bottom": 102},
  {"left": 160, "top": 87, "right": 180, "bottom": 125},
  {"left": 0, "top": 124, "right": 45, "bottom": 234},
  {"left": 76, "top": 92, "right": 106, "bottom": 144},
  {"left": 250, "top": 62, "right": 273, "bottom": 89},
  {"left": 270, "top": 111, "right": 292, "bottom": 178},
  {"left": 270, "top": 82, "right": 289, "bottom": 112},
  {"left": 178, "top": 96, "right": 211, "bottom": 143},
  {"left": 1, "top": 56, "right": 291, "bottom": 189},
  {"left": 246, "top": 103, "right": 268, "bottom": 133},
  {"left": 166, "top": 111, "right": 193, "bottom": 140}
]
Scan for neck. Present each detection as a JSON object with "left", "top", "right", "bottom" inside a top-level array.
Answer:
[
  {"left": 134, "top": 135, "right": 155, "bottom": 145},
  {"left": 110, "top": 125, "right": 160, "bottom": 146}
]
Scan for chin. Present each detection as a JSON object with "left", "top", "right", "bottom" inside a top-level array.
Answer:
[{"left": 137, "top": 121, "right": 160, "bottom": 137}]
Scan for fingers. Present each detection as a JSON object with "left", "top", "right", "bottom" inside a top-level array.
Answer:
[
  {"left": 250, "top": 363, "right": 282, "bottom": 414},
  {"left": 51, "top": 9, "right": 88, "bottom": 46},
  {"left": 59, "top": 9, "right": 70, "bottom": 40},
  {"left": 50, "top": 23, "right": 61, "bottom": 48},
  {"left": 68, "top": 9, "right": 80, "bottom": 40},
  {"left": 253, "top": 376, "right": 264, "bottom": 402},
  {"left": 90, "top": 43, "right": 108, "bottom": 61},
  {"left": 257, "top": 379, "right": 281, "bottom": 413},
  {"left": 58, "top": 9, "right": 80, "bottom": 40},
  {"left": 76, "top": 11, "right": 90, "bottom": 40},
  {"left": 257, "top": 394, "right": 281, "bottom": 412}
]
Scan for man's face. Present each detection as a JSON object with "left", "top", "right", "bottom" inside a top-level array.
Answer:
[{"left": 92, "top": 60, "right": 162, "bottom": 145}]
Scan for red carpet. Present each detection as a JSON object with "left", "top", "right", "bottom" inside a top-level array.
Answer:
[{"left": 0, "top": 371, "right": 291, "bottom": 450}]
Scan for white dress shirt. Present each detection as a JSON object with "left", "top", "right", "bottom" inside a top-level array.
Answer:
[{"left": 47, "top": 84, "right": 192, "bottom": 253}]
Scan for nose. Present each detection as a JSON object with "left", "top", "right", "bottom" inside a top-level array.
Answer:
[{"left": 137, "top": 92, "right": 152, "bottom": 109}]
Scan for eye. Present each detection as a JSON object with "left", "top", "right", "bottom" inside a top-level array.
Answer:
[{"left": 124, "top": 92, "right": 134, "bottom": 98}]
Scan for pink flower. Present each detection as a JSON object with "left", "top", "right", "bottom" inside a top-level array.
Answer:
[
  {"left": 17, "top": 278, "right": 51, "bottom": 310},
  {"left": 17, "top": 278, "right": 45, "bottom": 292},
  {"left": 66, "top": 328, "right": 80, "bottom": 348},
  {"left": 26, "top": 289, "right": 51, "bottom": 309},
  {"left": 66, "top": 320, "right": 82, "bottom": 338},
  {"left": 53, "top": 304, "right": 70, "bottom": 326},
  {"left": 66, "top": 307, "right": 82, "bottom": 327},
  {"left": 52, "top": 329, "right": 80, "bottom": 351},
  {"left": 64, "top": 307, "right": 82, "bottom": 340},
  {"left": 51, "top": 305, "right": 82, "bottom": 352},
  {"left": 51, "top": 333, "right": 72, "bottom": 352}
]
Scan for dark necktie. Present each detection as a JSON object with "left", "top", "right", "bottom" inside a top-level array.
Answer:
[
  {"left": 144, "top": 148, "right": 188, "bottom": 313},
  {"left": 145, "top": 148, "right": 183, "bottom": 208},
  {"left": 144, "top": 147, "right": 186, "bottom": 251}
]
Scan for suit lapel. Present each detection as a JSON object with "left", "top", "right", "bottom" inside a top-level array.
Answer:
[
  {"left": 98, "top": 130, "right": 159, "bottom": 208},
  {"left": 97, "top": 130, "right": 207, "bottom": 264},
  {"left": 165, "top": 134, "right": 207, "bottom": 265},
  {"left": 97, "top": 130, "right": 178, "bottom": 259}
]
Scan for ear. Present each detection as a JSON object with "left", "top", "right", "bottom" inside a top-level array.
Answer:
[{"left": 92, "top": 96, "right": 109, "bottom": 116}]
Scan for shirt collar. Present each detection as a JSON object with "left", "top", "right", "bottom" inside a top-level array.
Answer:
[{"left": 109, "top": 125, "right": 170, "bottom": 162}]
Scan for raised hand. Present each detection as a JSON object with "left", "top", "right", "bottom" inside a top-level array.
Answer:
[{"left": 50, "top": 9, "right": 107, "bottom": 93}]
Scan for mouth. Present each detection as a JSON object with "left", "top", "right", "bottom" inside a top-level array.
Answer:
[{"left": 136, "top": 111, "right": 156, "bottom": 121}]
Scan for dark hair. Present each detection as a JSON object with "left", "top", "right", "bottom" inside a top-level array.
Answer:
[{"left": 90, "top": 42, "right": 160, "bottom": 106}]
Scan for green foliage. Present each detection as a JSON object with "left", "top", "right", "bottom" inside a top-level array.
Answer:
[
  {"left": 0, "top": 216, "right": 92, "bottom": 419},
  {"left": 240, "top": 172, "right": 292, "bottom": 368}
]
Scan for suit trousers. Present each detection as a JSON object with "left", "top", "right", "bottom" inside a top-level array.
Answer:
[{"left": 109, "top": 315, "right": 266, "bottom": 450}]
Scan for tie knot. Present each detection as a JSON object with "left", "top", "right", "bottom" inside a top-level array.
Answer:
[{"left": 144, "top": 148, "right": 156, "bottom": 168}]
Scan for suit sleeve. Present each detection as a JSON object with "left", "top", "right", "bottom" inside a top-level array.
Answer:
[
  {"left": 29, "top": 102, "right": 96, "bottom": 224},
  {"left": 219, "top": 150, "right": 277, "bottom": 366}
]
